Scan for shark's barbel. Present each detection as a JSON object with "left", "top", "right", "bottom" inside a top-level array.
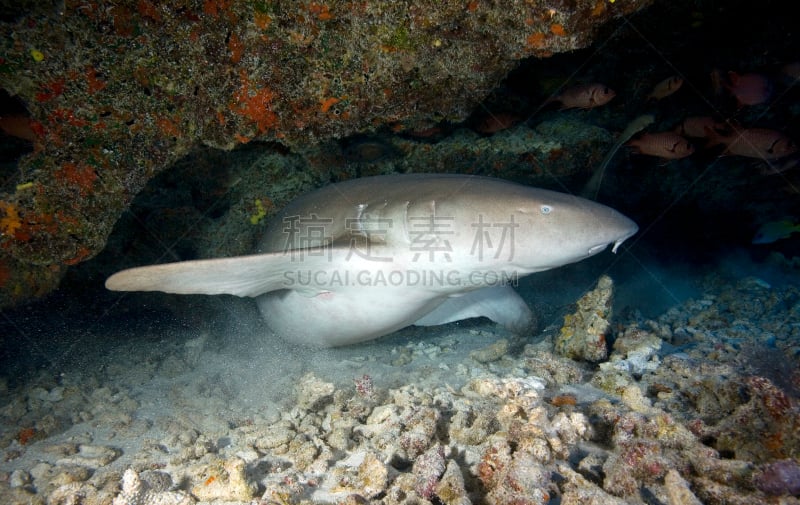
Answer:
[{"left": 106, "top": 174, "right": 638, "bottom": 346}]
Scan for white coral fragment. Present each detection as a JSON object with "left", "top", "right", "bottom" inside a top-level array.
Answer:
[{"left": 112, "top": 468, "right": 194, "bottom": 505}]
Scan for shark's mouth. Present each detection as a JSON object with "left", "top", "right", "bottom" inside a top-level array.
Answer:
[
  {"left": 611, "top": 227, "right": 639, "bottom": 253},
  {"left": 586, "top": 229, "right": 638, "bottom": 256}
]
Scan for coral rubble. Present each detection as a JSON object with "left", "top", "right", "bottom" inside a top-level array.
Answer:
[{"left": 2, "top": 261, "right": 800, "bottom": 504}]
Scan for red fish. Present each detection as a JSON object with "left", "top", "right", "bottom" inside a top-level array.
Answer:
[
  {"left": 547, "top": 83, "right": 616, "bottom": 110},
  {"left": 706, "top": 127, "right": 798, "bottom": 160},
  {"left": 725, "top": 71, "right": 772, "bottom": 106},
  {"left": 474, "top": 113, "right": 521, "bottom": 134},
  {"left": 674, "top": 116, "right": 728, "bottom": 139},
  {"left": 626, "top": 132, "right": 694, "bottom": 159},
  {"left": 0, "top": 114, "right": 37, "bottom": 142},
  {"left": 647, "top": 76, "right": 683, "bottom": 100}
]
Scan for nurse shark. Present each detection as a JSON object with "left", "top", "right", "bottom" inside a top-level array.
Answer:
[{"left": 106, "top": 174, "right": 638, "bottom": 346}]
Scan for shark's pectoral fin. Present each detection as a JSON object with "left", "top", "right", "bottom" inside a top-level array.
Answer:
[
  {"left": 105, "top": 249, "right": 331, "bottom": 298},
  {"left": 413, "top": 285, "right": 536, "bottom": 335}
]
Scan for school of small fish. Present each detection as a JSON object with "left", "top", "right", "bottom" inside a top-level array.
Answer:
[
  {"left": 468, "top": 59, "right": 798, "bottom": 174},
  {"left": 523, "top": 62, "right": 800, "bottom": 241},
  {"left": 528, "top": 64, "right": 799, "bottom": 168}
]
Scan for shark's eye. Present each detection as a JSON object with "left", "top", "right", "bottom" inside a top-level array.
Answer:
[{"left": 540, "top": 205, "right": 552, "bottom": 215}]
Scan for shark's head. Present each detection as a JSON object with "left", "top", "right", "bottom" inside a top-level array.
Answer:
[{"left": 501, "top": 188, "right": 638, "bottom": 273}]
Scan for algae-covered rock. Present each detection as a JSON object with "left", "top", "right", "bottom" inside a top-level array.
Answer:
[{"left": 0, "top": 0, "right": 650, "bottom": 307}]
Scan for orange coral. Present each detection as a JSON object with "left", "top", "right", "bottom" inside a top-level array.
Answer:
[
  {"left": 0, "top": 260, "right": 9, "bottom": 287},
  {"left": 35, "top": 77, "right": 66, "bottom": 102},
  {"left": 55, "top": 162, "right": 97, "bottom": 196},
  {"left": 203, "top": 0, "right": 230, "bottom": 17},
  {"left": 86, "top": 66, "right": 106, "bottom": 94},
  {"left": 156, "top": 116, "right": 181, "bottom": 138},
  {"left": 308, "top": 2, "right": 333, "bottom": 21},
  {"left": 18, "top": 427, "right": 36, "bottom": 445},
  {"left": 591, "top": 0, "right": 607, "bottom": 17},
  {"left": 550, "top": 24, "right": 566, "bottom": 36},
  {"left": 64, "top": 245, "right": 92, "bottom": 266},
  {"left": 764, "top": 432, "right": 785, "bottom": 456},
  {"left": 50, "top": 108, "right": 89, "bottom": 128},
  {"left": 747, "top": 376, "right": 792, "bottom": 420},
  {"left": 228, "top": 32, "right": 244, "bottom": 63},
  {"left": 230, "top": 71, "right": 279, "bottom": 133},
  {"left": 0, "top": 201, "right": 22, "bottom": 237},
  {"left": 137, "top": 0, "right": 162, "bottom": 22},
  {"left": 254, "top": 11, "right": 271, "bottom": 30},
  {"left": 527, "top": 32, "right": 546, "bottom": 48},
  {"left": 319, "top": 96, "right": 340, "bottom": 113}
]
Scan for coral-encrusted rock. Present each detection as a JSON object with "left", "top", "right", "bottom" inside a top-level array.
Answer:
[
  {"left": 601, "top": 326, "right": 662, "bottom": 376},
  {"left": 557, "top": 462, "right": 630, "bottom": 505},
  {"left": 189, "top": 457, "right": 255, "bottom": 502},
  {"left": 48, "top": 482, "right": 111, "bottom": 505},
  {"left": 113, "top": 468, "right": 194, "bottom": 505},
  {"left": 470, "top": 339, "right": 509, "bottom": 364},
  {"left": 449, "top": 407, "right": 496, "bottom": 446},
  {"left": 555, "top": 275, "right": 615, "bottom": 362},
  {"left": 322, "top": 451, "right": 388, "bottom": 500},
  {"left": 477, "top": 435, "right": 551, "bottom": 505},
  {"left": 294, "top": 373, "right": 335, "bottom": 411},
  {"left": 0, "top": 0, "right": 651, "bottom": 308},
  {"left": 255, "top": 419, "right": 295, "bottom": 454},
  {"left": 522, "top": 347, "right": 586, "bottom": 386},
  {"left": 755, "top": 459, "right": 800, "bottom": 497},
  {"left": 56, "top": 444, "right": 120, "bottom": 468},
  {"left": 664, "top": 469, "right": 704, "bottom": 505},
  {"left": 413, "top": 444, "right": 447, "bottom": 500},
  {"left": 435, "top": 459, "right": 472, "bottom": 505},
  {"left": 355, "top": 451, "right": 388, "bottom": 498},
  {"left": 400, "top": 406, "right": 440, "bottom": 459}
]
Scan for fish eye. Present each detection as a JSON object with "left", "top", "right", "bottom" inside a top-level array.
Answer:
[{"left": 540, "top": 205, "right": 552, "bottom": 215}]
